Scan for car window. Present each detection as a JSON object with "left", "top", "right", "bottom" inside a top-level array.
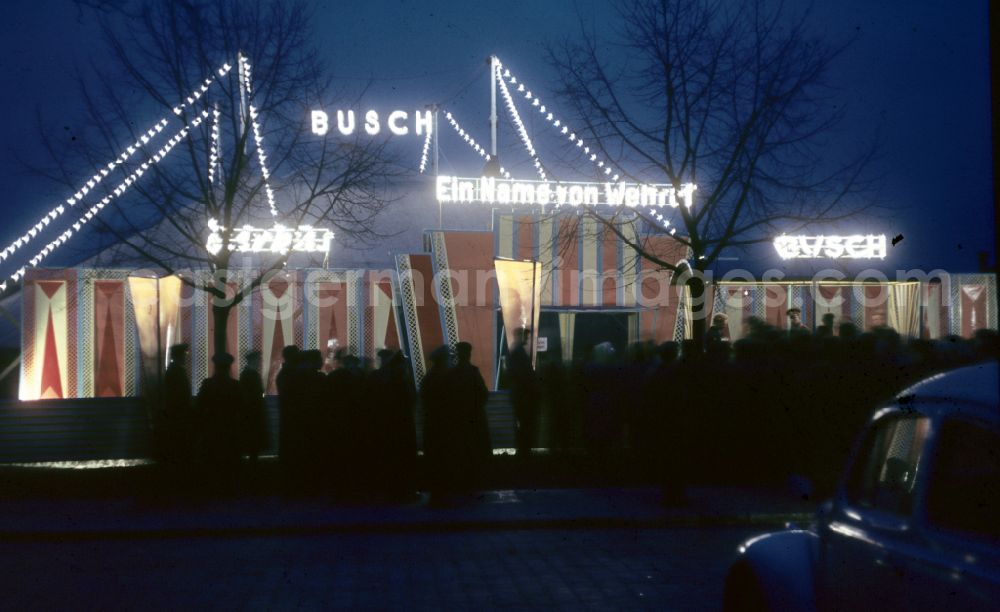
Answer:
[
  {"left": 925, "top": 419, "right": 1000, "bottom": 541},
  {"left": 846, "top": 415, "right": 930, "bottom": 516}
]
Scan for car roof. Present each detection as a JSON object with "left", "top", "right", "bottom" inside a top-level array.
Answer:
[{"left": 887, "top": 360, "right": 998, "bottom": 424}]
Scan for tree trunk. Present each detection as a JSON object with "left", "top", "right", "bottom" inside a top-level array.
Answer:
[
  {"left": 212, "top": 302, "right": 233, "bottom": 366},
  {"left": 688, "top": 274, "right": 707, "bottom": 352}
]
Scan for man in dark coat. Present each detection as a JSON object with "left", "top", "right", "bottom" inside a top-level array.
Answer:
[
  {"left": 298, "top": 349, "right": 329, "bottom": 482},
  {"left": 162, "top": 343, "right": 193, "bottom": 463},
  {"left": 276, "top": 345, "right": 300, "bottom": 470},
  {"left": 326, "top": 349, "right": 367, "bottom": 494},
  {"left": 367, "top": 349, "right": 418, "bottom": 499},
  {"left": 196, "top": 352, "right": 243, "bottom": 471},
  {"left": 239, "top": 350, "right": 268, "bottom": 462},
  {"left": 420, "top": 345, "right": 453, "bottom": 500},
  {"left": 508, "top": 328, "right": 539, "bottom": 457},
  {"left": 448, "top": 341, "right": 491, "bottom": 490}
]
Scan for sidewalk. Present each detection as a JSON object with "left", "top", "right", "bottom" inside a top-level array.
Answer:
[{"left": 0, "top": 485, "right": 816, "bottom": 540}]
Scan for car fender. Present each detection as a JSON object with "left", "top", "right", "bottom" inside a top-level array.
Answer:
[{"left": 726, "top": 530, "right": 819, "bottom": 611}]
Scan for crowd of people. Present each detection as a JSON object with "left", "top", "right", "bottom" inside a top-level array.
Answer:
[
  {"left": 526, "top": 310, "right": 999, "bottom": 495},
  {"left": 158, "top": 340, "right": 492, "bottom": 502},
  {"left": 156, "top": 308, "right": 998, "bottom": 501},
  {"left": 159, "top": 345, "right": 269, "bottom": 476}
]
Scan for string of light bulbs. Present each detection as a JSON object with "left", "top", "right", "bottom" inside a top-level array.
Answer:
[
  {"left": 442, "top": 111, "right": 512, "bottom": 179},
  {"left": 418, "top": 127, "right": 432, "bottom": 174},
  {"left": 172, "top": 62, "right": 232, "bottom": 116},
  {"left": 208, "top": 103, "right": 222, "bottom": 184},
  {"left": 495, "top": 58, "right": 678, "bottom": 230},
  {"left": 2, "top": 108, "right": 213, "bottom": 292},
  {"left": 0, "top": 61, "right": 234, "bottom": 269},
  {"left": 238, "top": 54, "right": 279, "bottom": 217},
  {"left": 495, "top": 57, "right": 617, "bottom": 182},
  {"left": 493, "top": 62, "right": 547, "bottom": 181}
]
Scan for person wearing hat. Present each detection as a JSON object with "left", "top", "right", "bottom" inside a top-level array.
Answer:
[
  {"left": 449, "top": 341, "right": 491, "bottom": 492},
  {"left": 421, "top": 344, "right": 454, "bottom": 502},
  {"left": 239, "top": 350, "right": 268, "bottom": 462},
  {"left": 786, "top": 307, "right": 809, "bottom": 332},
  {"left": 162, "top": 343, "right": 192, "bottom": 463},
  {"left": 508, "top": 328, "right": 539, "bottom": 458},
  {"left": 196, "top": 352, "right": 243, "bottom": 472}
]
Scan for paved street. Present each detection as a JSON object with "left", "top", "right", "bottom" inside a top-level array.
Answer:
[{"left": 0, "top": 526, "right": 757, "bottom": 610}]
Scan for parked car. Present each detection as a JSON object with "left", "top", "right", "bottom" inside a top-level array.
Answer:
[{"left": 724, "top": 360, "right": 1000, "bottom": 611}]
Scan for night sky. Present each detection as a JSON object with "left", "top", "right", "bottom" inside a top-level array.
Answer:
[{"left": 0, "top": 0, "right": 992, "bottom": 277}]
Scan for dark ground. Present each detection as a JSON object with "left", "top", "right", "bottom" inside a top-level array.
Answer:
[
  {"left": 0, "top": 524, "right": 760, "bottom": 610},
  {"left": 0, "top": 455, "right": 813, "bottom": 610}
]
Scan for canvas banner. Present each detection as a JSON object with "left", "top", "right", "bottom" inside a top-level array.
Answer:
[
  {"left": 255, "top": 272, "right": 301, "bottom": 393},
  {"left": 158, "top": 275, "right": 184, "bottom": 367},
  {"left": 495, "top": 258, "right": 542, "bottom": 368},
  {"left": 127, "top": 277, "right": 159, "bottom": 395}
]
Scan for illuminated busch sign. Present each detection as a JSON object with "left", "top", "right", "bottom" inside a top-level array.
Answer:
[
  {"left": 773, "top": 234, "right": 887, "bottom": 259},
  {"left": 206, "top": 218, "right": 334, "bottom": 255},
  {"left": 311, "top": 109, "right": 432, "bottom": 137},
  {"left": 435, "top": 176, "right": 697, "bottom": 209}
]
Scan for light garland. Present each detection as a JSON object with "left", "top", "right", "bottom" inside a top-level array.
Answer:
[
  {"left": 648, "top": 207, "right": 670, "bottom": 228},
  {"left": 418, "top": 126, "right": 432, "bottom": 174},
  {"left": 0, "top": 61, "right": 233, "bottom": 270},
  {"left": 238, "top": 54, "right": 279, "bottom": 217},
  {"left": 495, "top": 57, "right": 616, "bottom": 183},
  {"left": 493, "top": 62, "right": 546, "bottom": 181},
  {"left": 172, "top": 62, "right": 232, "bottom": 116},
  {"left": 7, "top": 109, "right": 212, "bottom": 287},
  {"left": 442, "top": 111, "right": 512, "bottom": 179},
  {"left": 208, "top": 103, "right": 222, "bottom": 184},
  {"left": 494, "top": 57, "right": 684, "bottom": 232}
]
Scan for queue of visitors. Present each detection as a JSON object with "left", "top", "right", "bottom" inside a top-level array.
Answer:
[
  {"left": 159, "top": 340, "right": 491, "bottom": 502},
  {"left": 157, "top": 312, "right": 997, "bottom": 501}
]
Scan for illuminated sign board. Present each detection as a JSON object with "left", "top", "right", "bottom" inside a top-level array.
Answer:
[
  {"left": 311, "top": 109, "right": 432, "bottom": 136},
  {"left": 773, "top": 234, "right": 887, "bottom": 259},
  {"left": 436, "top": 176, "right": 697, "bottom": 208},
  {"left": 206, "top": 218, "right": 334, "bottom": 255}
]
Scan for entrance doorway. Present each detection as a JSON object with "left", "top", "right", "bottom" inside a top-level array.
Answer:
[{"left": 497, "top": 310, "right": 636, "bottom": 386}]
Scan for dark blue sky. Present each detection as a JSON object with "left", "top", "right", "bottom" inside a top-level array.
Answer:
[{"left": 0, "top": 0, "right": 993, "bottom": 275}]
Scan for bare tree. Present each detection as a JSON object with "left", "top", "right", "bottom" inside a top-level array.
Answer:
[
  {"left": 33, "top": 0, "right": 401, "bottom": 354},
  {"left": 548, "top": 0, "right": 878, "bottom": 344}
]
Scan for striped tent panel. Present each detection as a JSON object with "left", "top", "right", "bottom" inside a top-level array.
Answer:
[{"left": 252, "top": 271, "right": 303, "bottom": 393}]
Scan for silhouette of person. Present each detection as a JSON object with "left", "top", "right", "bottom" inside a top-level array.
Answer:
[
  {"left": 239, "top": 350, "right": 268, "bottom": 462},
  {"left": 787, "top": 307, "right": 809, "bottom": 332},
  {"left": 541, "top": 357, "right": 570, "bottom": 454},
  {"left": 449, "top": 341, "right": 491, "bottom": 490},
  {"left": 299, "top": 349, "right": 328, "bottom": 482},
  {"left": 817, "top": 313, "right": 836, "bottom": 338},
  {"left": 581, "top": 341, "right": 624, "bottom": 455},
  {"left": 421, "top": 345, "right": 454, "bottom": 501},
  {"left": 276, "top": 345, "right": 301, "bottom": 470},
  {"left": 705, "top": 313, "right": 730, "bottom": 352},
  {"left": 326, "top": 348, "right": 366, "bottom": 494},
  {"left": 196, "top": 352, "right": 243, "bottom": 471},
  {"left": 162, "top": 343, "right": 192, "bottom": 463},
  {"left": 642, "top": 341, "right": 685, "bottom": 504},
  {"left": 508, "top": 327, "right": 539, "bottom": 457},
  {"left": 368, "top": 349, "right": 418, "bottom": 500}
]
